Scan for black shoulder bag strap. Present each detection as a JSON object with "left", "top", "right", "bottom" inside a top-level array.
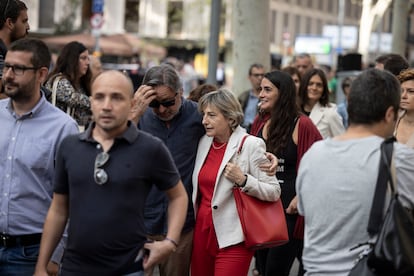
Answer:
[{"left": 367, "top": 137, "right": 395, "bottom": 236}]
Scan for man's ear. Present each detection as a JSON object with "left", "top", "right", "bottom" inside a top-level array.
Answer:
[
  {"left": 38, "top": 67, "right": 49, "bottom": 84},
  {"left": 384, "top": 106, "right": 396, "bottom": 123},
  {"left": 4, "top": 18, "right": 14, "bottom": 30}
]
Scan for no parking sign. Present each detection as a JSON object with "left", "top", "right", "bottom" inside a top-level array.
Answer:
[
  {"left": 91, "top": 0, "right": 104, "bottom": 30},
  {"left": 90, "top": 13, "right": 104, "bottom": 29}
]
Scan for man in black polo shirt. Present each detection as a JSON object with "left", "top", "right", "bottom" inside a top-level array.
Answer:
[{"left": 34, "top": 70, "right": 188, "bottom": 276}]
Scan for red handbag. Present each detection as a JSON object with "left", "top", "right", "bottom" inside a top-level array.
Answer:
[{"left": 233, "top": 135, "right": 289, "bottom": 250}]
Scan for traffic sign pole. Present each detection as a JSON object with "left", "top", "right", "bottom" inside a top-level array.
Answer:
[{"left": 91, "top": 0, "right": 104, "bottom": 57}]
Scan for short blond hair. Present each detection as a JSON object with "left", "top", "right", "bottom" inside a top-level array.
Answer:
[{"left": 198, "top": 88, "right": 244, "bottom": 130}]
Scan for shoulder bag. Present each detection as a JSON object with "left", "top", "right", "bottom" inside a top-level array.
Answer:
[
  {"left": 348, "top": 137, "right": 414, "bottom": 276},
  {"left": 51, "top": 74, "right": 73, "bottom": 116},
  {"left": 233, "top": 135, "right": 289, "bottom": 250}
]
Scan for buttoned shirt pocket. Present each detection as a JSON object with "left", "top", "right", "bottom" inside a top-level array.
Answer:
[{"left": 20, "top": 138, "right": 51, "bottom": 169}]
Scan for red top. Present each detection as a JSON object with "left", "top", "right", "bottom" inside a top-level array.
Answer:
[{"left": 198, "top": 142, "right": 227, "bottom": 207}]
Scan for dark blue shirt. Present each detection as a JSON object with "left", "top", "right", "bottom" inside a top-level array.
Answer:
[{"left": 139, "top": 98, "right": 205, "bottom": 234}]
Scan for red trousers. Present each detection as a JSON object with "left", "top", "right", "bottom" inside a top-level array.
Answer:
[{"left": 191, "top": 203, "right": 254, "bottom": 276}]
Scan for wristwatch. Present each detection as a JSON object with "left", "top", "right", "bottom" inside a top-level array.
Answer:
[{"left": 238, "top": 174, "right": 248, "bottom": 187}]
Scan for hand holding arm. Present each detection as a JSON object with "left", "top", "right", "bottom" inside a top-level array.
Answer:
[
  {"left": 259, "top": 152, "right": 278, "bottom": 176},
  {"left": 285, "top": 195, "right": 299, "bottom": 214}
]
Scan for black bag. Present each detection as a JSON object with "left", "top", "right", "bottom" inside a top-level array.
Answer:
[{"left": 349, "top": 138, "right": 414, "bottom": 276}]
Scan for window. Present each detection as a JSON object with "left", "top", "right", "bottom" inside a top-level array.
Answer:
[
  {"left": 125, "top": 0, "right": 139, "bottom": 32},
  {"left": 327, "top": 0, "right": 333, "bottom": 13},
  {"left": 295, "top": 14, "right": 301, "bottom": 35},
  {"left": 306, "top": 17, "right": 311, "bottom": 34},
  {"left": 318, "top": 0, "right": 323, "bottom": 11},
  {"left": 284, "top": 13, "right": 289, "bottom": 28},
  {"left": 167, "top": 1, "right": 183, "bottom": 36}
]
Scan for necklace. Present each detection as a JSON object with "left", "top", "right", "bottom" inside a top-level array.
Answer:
[
  {"left": 212, "top": 141, "right": 227, "bottom": 150},
  {"left": 403, "top": 116, "right": 414, "bottom": 125}
]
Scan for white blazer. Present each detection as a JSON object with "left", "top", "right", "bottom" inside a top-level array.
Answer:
[
  {"left": 309, "top": 102, "right": 345, "bottom": 139},
  {"left": 192, "top": 126, "right": 281, "bottom": 249}
]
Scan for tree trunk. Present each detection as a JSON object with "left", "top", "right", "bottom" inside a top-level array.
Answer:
[
  {"left": 231, "top": 0, "right": 270, "bottom": 95},
  {"left": 391, "top": 0, "right": 410, "bottom": 56}
]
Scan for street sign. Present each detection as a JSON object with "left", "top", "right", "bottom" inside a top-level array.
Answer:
[
  {"left": 90, "top": 13, "right": 104, "bottom": 29},
  {"left": 92, "top": 0, "right": 104, "bottom": 14}
]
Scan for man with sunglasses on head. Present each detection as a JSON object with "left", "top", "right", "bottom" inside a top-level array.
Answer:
[
  {"left": 35, "top": 70, "right": 188, "bottom": 276},
  {"left": 0, "top": 38, "right": 78, "bottom": 275},
  {"left": 0, "top": 0, "right": 29, "bottom": 99}
]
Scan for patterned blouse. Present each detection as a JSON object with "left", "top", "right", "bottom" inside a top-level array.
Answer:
[{"left": 46, "top": 75, "right": 91, "bottom": 126}]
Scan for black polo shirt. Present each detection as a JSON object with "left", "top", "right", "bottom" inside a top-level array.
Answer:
[{"left": 54, "top": 122, "right": 180, "bottom": 275}]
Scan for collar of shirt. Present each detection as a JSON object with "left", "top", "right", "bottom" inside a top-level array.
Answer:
[
  {"left": 6, "top": 92, "right": 46, "bottom": 120},
  {"left": 79, "top": 121, "right": 139, "bottom": 145}
]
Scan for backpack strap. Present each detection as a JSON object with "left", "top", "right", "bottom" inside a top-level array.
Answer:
[{"left": 367, "top": 137, "right": 395, "bottom": 235}]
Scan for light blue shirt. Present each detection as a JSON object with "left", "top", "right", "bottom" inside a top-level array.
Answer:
[
  {"left": 0, "top": 94, "right": 78, "bottom": 235},
  {"left": 242, "top": 90, "right": 259, "bottom": 128},
  {"left": 337, "top": 101, "right": 348, "bottom": 129}
]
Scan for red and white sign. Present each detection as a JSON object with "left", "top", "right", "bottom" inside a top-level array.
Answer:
[{"left": 90, "top": 13, "right": 104, "bottom": 29}]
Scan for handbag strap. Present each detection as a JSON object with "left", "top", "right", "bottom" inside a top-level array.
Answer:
[
  {"left": 51, "top": 75, "right": 62, "bottom": 106},
  {"left": 238, "top": 135, "right": 250, "bottom": 155},
  {"left": 367, "top": 136, "right": 395, "bottom": 236},
  {"left": 51, "top": 75, "right": 74, "bottom": 116}
]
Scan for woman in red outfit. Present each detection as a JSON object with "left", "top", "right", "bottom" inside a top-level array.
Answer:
[
  {"left": 191, "top": 89, "right": 281, "bottom": 276},
  {"left": 253, "top": 70, "right": 322, "bottom": 276}
]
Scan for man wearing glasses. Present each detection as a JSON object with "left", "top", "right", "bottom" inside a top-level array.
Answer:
[
  {"left": 238, "top": 63, "right": 265, "bottom": 133},
  {"left": 0, "top": 38, "right": 78, "bottom": 275},
  {"left": 0, "top": 0, "right": 30, "bottom": 98},
  {"left": 35, "top": 70, "right": 188, "bottom": 276}
]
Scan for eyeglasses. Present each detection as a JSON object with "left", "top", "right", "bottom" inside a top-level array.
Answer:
[
  {"left": 251, "top": 73, "right": 264, "bottom": 78},
  {"left": 3, "top": 64, "right": 39, "bottom": 76},
  {"left": 149, "top": 93, "right": 178, "bottom": 108},
  {"left": 94, "top": 152, "right": 109, "bottom": 185}
]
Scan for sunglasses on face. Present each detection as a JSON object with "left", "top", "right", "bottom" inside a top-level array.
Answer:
[
  {"left": 149, "top": 93, "right": 178, "bottom": 108},
  {"left": 94, "top": 152, "right": 109, "bottom": 185}
]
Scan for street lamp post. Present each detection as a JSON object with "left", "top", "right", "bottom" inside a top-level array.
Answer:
[{"left": 207, "top": 0, "right": 221, "bottom": 85}]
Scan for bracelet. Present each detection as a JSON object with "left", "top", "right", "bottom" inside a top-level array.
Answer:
[{"left": 164, "top": 237, "right": 179, "bottom": 248}]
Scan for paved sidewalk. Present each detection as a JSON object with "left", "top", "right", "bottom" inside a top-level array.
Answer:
[
  {"left": 151, "top": 257, "right": 299, "bottom": 275},
  {"left": 248, "top": 258, "right": 299, "bottom": 276}
]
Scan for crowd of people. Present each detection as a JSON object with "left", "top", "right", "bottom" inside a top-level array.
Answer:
[{"left": 1, "top": 1, "right": 414, "bottom": 276}]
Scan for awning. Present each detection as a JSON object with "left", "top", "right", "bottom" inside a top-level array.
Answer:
[{"left": 42, "top": 32, "right": 166, "bottom": 60}]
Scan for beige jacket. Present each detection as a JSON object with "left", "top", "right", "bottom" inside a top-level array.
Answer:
[
  {"left": 309, "top": 102, "right": 345, "bottom": 139},
  {"left": 192, "top": 126, "right": 281, "bottom": 249}
]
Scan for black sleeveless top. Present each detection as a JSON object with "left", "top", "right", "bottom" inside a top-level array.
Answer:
[{"left": 258, "top": 118, "right": 299, "bottom": 209}]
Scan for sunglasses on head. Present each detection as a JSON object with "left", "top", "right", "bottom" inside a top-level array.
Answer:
[{"left": 149, "top": 93, "right": 178, "bottom": 108}]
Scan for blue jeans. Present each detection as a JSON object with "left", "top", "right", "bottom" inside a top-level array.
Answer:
[{"left": 0, "top": 244, "right": 39, "bottom": 275}]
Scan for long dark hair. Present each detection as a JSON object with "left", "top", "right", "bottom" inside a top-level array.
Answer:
[
  {"left": 299, "top": 68, "right": 330, "bottom": 107},
  {"left": 48, "top": 41, "right": 92, "bottom": 95},
  {"left": 265, "top": 70, "right": 299, "bottom": 154}
]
